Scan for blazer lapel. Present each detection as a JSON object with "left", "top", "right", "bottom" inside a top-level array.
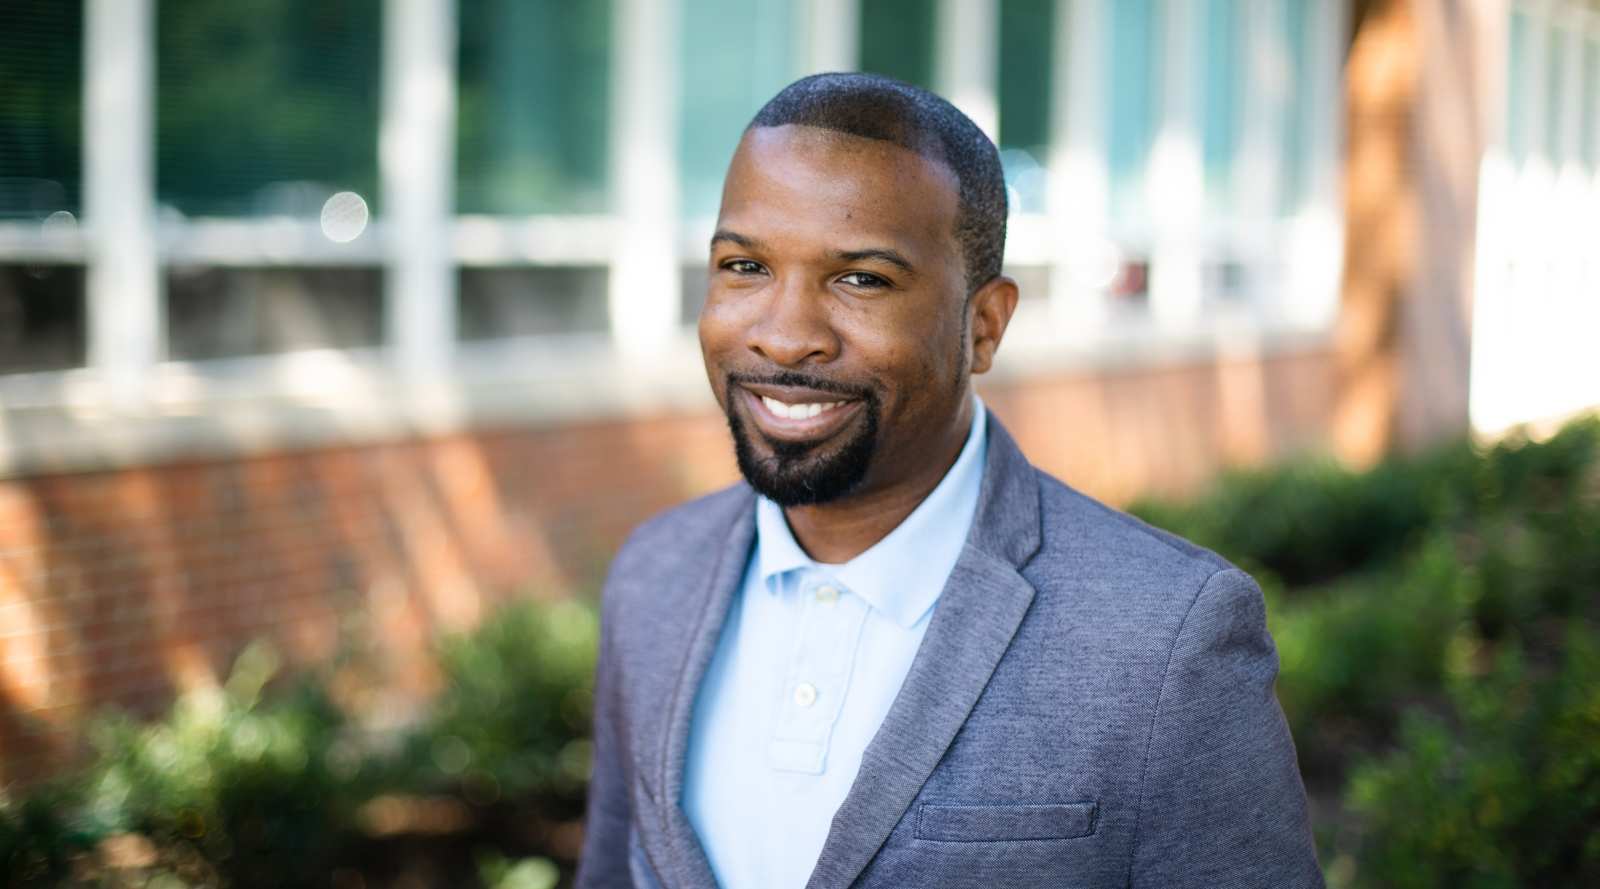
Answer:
[
  {"left": 805, "top": 416, "right": 1044, "bottom": 889},
  {"left": 645, "top": 488, "right": 757, "bottom": 889}
]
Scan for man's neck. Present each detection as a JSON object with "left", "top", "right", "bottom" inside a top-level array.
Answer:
[{"left": 782, "top": 402, "right": 975, "bottom": 564}]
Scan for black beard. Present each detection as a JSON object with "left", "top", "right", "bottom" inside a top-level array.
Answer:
[{"left": 724, "top": 372, "right": 881, "bottom": 507}]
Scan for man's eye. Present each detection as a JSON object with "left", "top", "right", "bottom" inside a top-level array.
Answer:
[
  {"left": 722, "top": 260, "right": 765, "bottom": 275},
  {"left": 839, "top": 271, "right": 888, "bottom": 288}
]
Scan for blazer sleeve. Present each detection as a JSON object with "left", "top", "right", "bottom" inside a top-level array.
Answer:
[
  {"left": 575, "top": 596, "right": 635, "bottom": 889},
  {"left": 1129, "top": 567, "right": 1325, "bottom": 888}
]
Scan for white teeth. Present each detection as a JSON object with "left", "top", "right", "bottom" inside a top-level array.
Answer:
[{"left": 761, "top": 395, "right": 841, "bottom": 420}]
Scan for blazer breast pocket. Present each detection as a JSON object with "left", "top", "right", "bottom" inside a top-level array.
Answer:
[{"left": 914, "top": 802, "right": 1099, "bottom": 843}]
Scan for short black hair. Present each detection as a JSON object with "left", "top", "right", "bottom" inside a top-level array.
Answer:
[{"left": 748, "top": 73, "right": 1007, "bottom": 294}]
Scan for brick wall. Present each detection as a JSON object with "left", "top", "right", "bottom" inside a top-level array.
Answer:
[{"left": 0, "top": 348, "right": 1334, "bottom": 776}]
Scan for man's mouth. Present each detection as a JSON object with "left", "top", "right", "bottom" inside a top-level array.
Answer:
[
  {"left": 759, "top": 395, "right": 848, "bottom": 420},
  {"left": 729, "top": 376, "right": 871, "bottom": 443}
]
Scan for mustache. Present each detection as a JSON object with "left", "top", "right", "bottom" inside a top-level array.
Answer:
[{"left": 724, "top": 370, "right": 879, "bottom": 403}]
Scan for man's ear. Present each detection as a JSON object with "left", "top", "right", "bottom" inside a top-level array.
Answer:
[{"left": 968, "top": 275, "right": 1019, "bottom": 375}]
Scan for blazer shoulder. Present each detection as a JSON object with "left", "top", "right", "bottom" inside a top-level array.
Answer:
[
  {"left": 609, "top": 482, "right": 755, "bottom": 582},
  {"left": 1032, "top": 468, "right": 1234, "bottom": 576}
]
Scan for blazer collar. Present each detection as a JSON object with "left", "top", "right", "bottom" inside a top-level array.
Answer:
[
  {"left": 650, "top": 487, "right": 756, "bottom": 889},
  {"left": 806, "top": 413, "right": 1042, "bottom": 889},
  {"left": 652, "top": 414, "right": 1042, "bottom": 889}
]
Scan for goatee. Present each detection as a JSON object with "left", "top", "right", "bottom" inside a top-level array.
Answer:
[{"left": 725, "top": 372, "right": 881, "bottom": 507}]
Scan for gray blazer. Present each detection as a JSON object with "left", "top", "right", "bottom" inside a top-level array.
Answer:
[{"left": 578, "top": 415, "right": 1324, "bottom": 888}]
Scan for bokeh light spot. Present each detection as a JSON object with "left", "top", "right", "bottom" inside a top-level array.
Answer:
[{"left": 320, "top": 192, "right": 369, "bottom": 243}]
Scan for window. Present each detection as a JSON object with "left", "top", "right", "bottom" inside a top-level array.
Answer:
[
  {"left": 156, "top": 0, "right": 383, "bottom": 363},
  {"left": 1106, "top": 0, "right": 1159, "bottom": 221},
  {"left": 157, "top": 0, "right": 381, "bottom": 218},
  {"left": 678, "top": 0, "right": 796, "bottom": 217},
  {"left": 0, "top": 1, "right": 82, "bottom": 220},
  {"left": 1201, "top": 0, "right": 1243, "bottom": 214},
  {"left": 999, "top": 0, "right": 1053, "bottom": 215},
  {"left": 1508, "top": 9, "right": 1532, "bottom": 165},
  {"left": 1281, "top": 0, "right": 1316, "bottom": 214},
  {"left": 859, "top": 0, "right": 938, "bottom": 91},
  {"left": 167, "top": 267, "right": 383, "bottom": 361},
  {"left": 1584, "top": 36, "right": 1599, "bottom": 171},
  {"left": 458, "top": 268, "right": 609, "bottom": 339},
  {"left": 998, "top": 0, "right": 1053, "bottom": 156},
  {"left": 457, "top": 0, "right": 611, "bottom": 215},
  {"left": 0, "top": 265, "right": 85, "bottom": 374},
  {"left": 1546, "top": 20, "right": 1567, "bottom": 164}
]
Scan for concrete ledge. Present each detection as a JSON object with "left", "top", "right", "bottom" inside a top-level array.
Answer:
[{"left": 0, "top": 305, "right": 1332, "bottom": 480}]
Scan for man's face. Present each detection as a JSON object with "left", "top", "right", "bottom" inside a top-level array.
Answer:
[{"left": 699, "top": 124, "right": 977, "bottom": 508}]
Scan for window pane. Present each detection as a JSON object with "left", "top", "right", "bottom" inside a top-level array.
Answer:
[
  {"left": 679, "top": 0, "right": 796, "bottom": 217},
  {"left": 167, "top": 267, "right": 383, "bottom": 360},
  {"left": 1585, "top": 38, "right": 1599, "bottom": 171},
  {"left": 0, "top": 265, "right": 85, "bottom": 374},
  {"left": 457, "top": 0, "right": 611, "bottom": 215},
  {"left": 1508, "top": 9, "right": 1530, "bottom": 165},
  {"left": 1201, "top": 0, "right": 1242, "bottom": 213},
  {"left": 458, "top": 267, "right": 609, "bottom": 339},
  {"left": 859, "top": 0, "right": 937, "bottom": 91},
  {"left": 0, "top": 0, "right": 82, "bottom": 218},
  {"left": 998, "top": 0, "right": 1053, "bottom": 155},
  {"left": 1547, "top": 21, "right": 1566, "bottom": 163},
  {"left": 1107, "top": 0, "right": 1158, "bottom": 219},
  {"left": 1281, "top": 0, "right": 1313, "bottom": 214},
  {"left": 157, "top": 0, "right": 382, "bottom": 217}
]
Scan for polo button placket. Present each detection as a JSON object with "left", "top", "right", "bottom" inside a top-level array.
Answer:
[{"left": 768, "top": 571, "right": 870, "bottom": 774}]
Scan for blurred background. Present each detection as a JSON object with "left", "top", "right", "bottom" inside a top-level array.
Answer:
[{"left": 1, "top": 0, "right": 1598, "bottom": 886}]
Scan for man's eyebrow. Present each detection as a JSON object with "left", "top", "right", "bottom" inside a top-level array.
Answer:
[
  {"left": 710, "top": 229, "right": 762, "bottom": 250},
  {"left": 835, "top": 248, "right": 916, "bottom": 276}
]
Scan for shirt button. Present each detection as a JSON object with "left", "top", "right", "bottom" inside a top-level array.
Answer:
[
  {"left": 793, "top": 682, "right": 817, "bottom": 707},
  {"left": 815, "top": 585, "right": 839, "bottom": 605}
]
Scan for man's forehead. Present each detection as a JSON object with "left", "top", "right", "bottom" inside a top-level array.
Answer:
[{"left": 731, "top": 124, "right": 961, "bottom": 195}]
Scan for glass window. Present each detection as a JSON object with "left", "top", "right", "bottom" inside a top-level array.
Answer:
[
  {"left": 1106, "top": 0, "right": 1158, "bottom": 219},
  {"left": 1281, "top": 0, "right": 1314, "bottom": 214},
  {"left": 166, "top": 267, "right": 383, "bottom": 360},
  {"left": 0, "top": 0, "right": 82, "bottom": 219},
  {"left": 457, "top": 0, "right": 611, "bottom": 215},
  {"left": 0, "top": 265, "right": 86, "bottom": 374},
  {"left": 156, "top": 0, "right": 382, "bottom": 217},
  {"left": 1584, "top": 37, "right": 1599, "bottom": 172},
  {"left": 458, "top": 267, "right": 609, "bottom": 339},
  {"left": 1546, "top": 21, "right": 1566, "bottom": 163},
  {"left": 1201, "top": 0, "right": 1242, "bottom": 214},
  {"left": 1507, "top": 9, "right": 1531, "bottom": 165},
  {"left": 998, "top": 0, "right": 1053, "bottom": 156},
  {"left": 679, "top": 0, "right": 796, "bottom": 217},
  {"left": 859, "top": 0, "right": 937, "bottom": 91}
]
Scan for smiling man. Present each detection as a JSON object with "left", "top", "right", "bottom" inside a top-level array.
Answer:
[{"left": 576, "top": 74, "right": 1323, "bottom": 889}]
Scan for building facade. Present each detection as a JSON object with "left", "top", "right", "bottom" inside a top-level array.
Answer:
[{"left": 1, "top": 0, "right": 1594, "bottom": 774}]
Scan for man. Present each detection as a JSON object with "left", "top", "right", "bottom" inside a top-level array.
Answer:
[{"left": 577, "top": 74, "right": 1322, "bottom": 888}]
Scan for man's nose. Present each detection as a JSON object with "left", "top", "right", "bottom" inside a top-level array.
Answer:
[{"left": 745, "top": 274, "right": 839, "bottom": 367}]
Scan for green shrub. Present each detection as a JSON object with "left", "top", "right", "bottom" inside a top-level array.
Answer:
[
  {"left": 1268, "top": 535, "right": 1473, "bottom": 779},
  {"left": 419, "top": 597, "right": 598, "bottom": 817},
  {"left": 1135, "top": 415, "right": 1600, "bottom": 885},
  {"left": 75, "top": 642, "right": 379, "bottom": 887},
  {"left": 1345, "top": 627, "right": 1600, "bottom": 888},
  {"left": 0, "top": 596, "right": 599, "bottom": 888},
  {"left": 0, "top": 783, "right": 97, "bottom": 886}
]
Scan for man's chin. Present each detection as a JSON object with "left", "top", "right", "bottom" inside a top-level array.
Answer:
[{"left": 727, "top": 403, "right": 879, "bottom": 508}]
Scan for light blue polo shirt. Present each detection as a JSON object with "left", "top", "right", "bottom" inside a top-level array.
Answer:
[{"left": 682, "top": 399, "right": 989, "bottom": 889}]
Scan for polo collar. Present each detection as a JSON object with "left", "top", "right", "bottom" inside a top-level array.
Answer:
[{"left": 754, "top": 398, "right": 989, "bottom": 629}]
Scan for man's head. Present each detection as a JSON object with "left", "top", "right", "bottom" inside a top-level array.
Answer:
[
  {"left": 750, "top": 74, "right": 1008, "bottom": 294},
  {"left": 700, "top": 74, "right": 1017, "bottom": 511}
]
